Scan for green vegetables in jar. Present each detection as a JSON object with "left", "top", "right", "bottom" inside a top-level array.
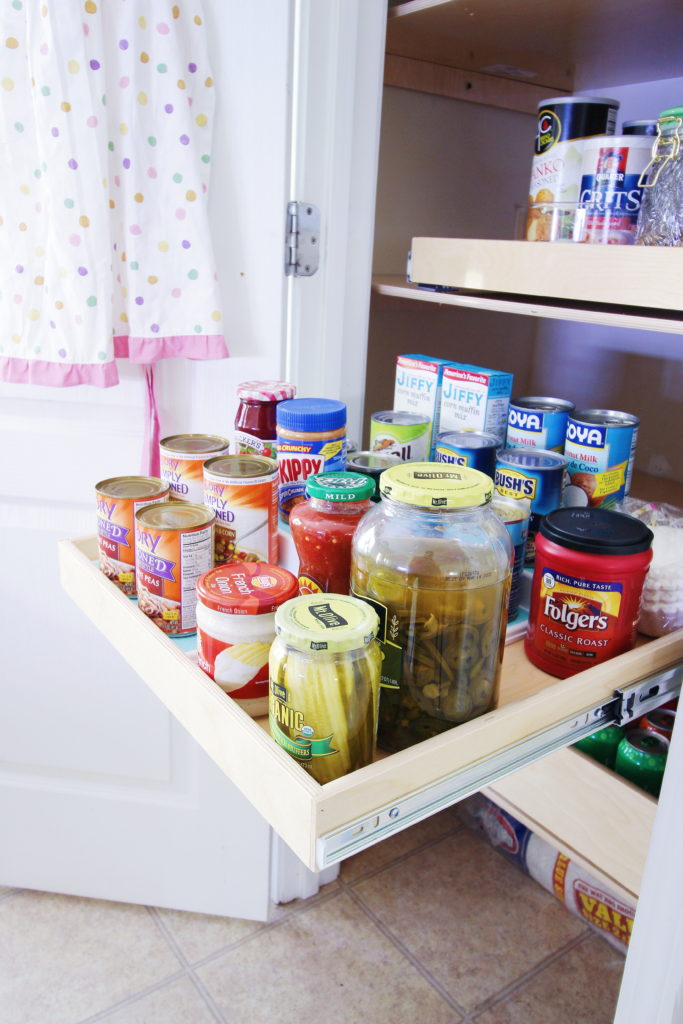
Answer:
[{"left": 269, "top": 594, "right": 381, "bottom": 784}]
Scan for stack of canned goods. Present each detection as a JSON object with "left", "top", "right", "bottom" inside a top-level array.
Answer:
[{"left": 574, "top": 703, "right": 676, "bottom": 797}]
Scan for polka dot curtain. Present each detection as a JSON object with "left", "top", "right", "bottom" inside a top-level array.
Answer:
[{"left": 0, "top": 0, "right": 227, "bottom": 388}]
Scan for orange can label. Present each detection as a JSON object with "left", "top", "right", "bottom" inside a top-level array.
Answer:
[
  {"left": 96, "top": 485, "right": 168, "bottom": 596},
  {"left": 135, "top": 519, "right": 214, "bottom": 634},
  {"left": 204, "top": 466, "right": 278, "bottom": 566}
]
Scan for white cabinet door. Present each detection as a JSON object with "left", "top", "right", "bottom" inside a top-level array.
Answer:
[{"left": 0, "top": 0, "right": 312, "bottom": 920}]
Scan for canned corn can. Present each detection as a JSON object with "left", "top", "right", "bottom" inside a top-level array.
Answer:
[
  {"left": 203, "top": 454, "right": 278, "bottom": 566},
  {"left": 615, "top": 728, "right": 668, "bottom": 797},
  {"left": 506, "top": 397, "right": 576, "bottom": 453},
  {"left": 563, "top": 409, "right": 639, "bottom": 509},
  {"left": 160, "top": 433, "right": 230, "bottom": 504},
  {"left": 370, "top": 410, "right": 431, "bottom": 462},
  {"left": 491, "top": 494, "right": 530, "bottom": 619},
  {"left": 135, "top": 502, "right": 215, "bottom": 636},
  {"left": 573, "top": 725, "right": 625, "bottom": 769},
  {"left": 494, "top": 448, "right": 567, "bottom": 561},
  {"left": 95, "top": 476, "right": 169, "bottom": 596},
  {"left": 433, "top": 430, "right": 499, "bottom": 478}
]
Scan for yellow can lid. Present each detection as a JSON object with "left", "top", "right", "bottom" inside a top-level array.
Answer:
[
  {"left": 379, "top": 462, "right": 493, "bottom": 509},
  {"left": 274, "top": 594, "right": 379, "bottom": 654}
]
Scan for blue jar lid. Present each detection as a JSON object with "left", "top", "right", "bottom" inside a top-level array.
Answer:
[{"left": 277, "top": 397, "right": 346, "bottom": 432}]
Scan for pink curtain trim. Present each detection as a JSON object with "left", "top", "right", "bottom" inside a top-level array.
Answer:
[
  {"left": 0, "top": 355, "right": 119, "bottom": 387},
  {"left": 113, "top": 334, "right": 229, "bottom": 362}
]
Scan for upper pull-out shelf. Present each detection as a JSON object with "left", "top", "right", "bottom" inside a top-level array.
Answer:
[{"left": 59, "top": 536, "right": 683, "bottom": 873}]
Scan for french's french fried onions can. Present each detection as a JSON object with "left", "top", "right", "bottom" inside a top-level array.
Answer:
[
  {"left": 563, "top": 409, "right": 639, "bottom": 509},
  {"left": 160, "top": 433, "right": 230, "bottom": 504},
  {"left": 135, "top": 502, "right": 215, "bottom": 635},
  {"left": 96, "top": 476, "right": 169, "bottom": 596},
  {"left": 527, "top": 96, "right": 619, "bottom": 241},
  {"left": 203, "top": 454, "right": 279, "bottom": 566}
]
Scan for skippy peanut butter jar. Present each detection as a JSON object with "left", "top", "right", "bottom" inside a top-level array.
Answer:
[{"left": 525, "top": 508, "right": 653, "bottom": 678}]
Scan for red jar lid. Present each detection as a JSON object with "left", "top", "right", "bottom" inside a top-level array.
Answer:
[
  {"left": 236, "top": 380, "right": 296, "bottom": 402},
  {"left": 197, "top": 562, "right": 298, "bottom": 615}
]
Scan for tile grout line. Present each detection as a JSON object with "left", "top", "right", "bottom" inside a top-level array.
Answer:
[
  {"left": 147, "top": 906, "right": 228, "bottom": 1024},
  {"left": 72, "top": 968, "right": 189, "bottom": 1024},
  {"left": 340, "top": 821, "right": 465, "bottom": 888},
  {"left": 343, "top": 883, "right": 470, "bottom": 1020},
  {"left": 465, "top": 929, "right": 594, "bottom": 1022}
]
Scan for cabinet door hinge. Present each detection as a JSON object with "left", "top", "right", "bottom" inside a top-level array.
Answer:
[{"left": 285, "top": 201, "right": 320, "bottom": 277}]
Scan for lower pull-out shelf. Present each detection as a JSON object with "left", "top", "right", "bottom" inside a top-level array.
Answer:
[{"left": 59, "top": 536, "right": 683, "bottom": 872}]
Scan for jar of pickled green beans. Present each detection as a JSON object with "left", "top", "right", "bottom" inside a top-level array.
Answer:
[
  {"left": 350, "top": 463, "right": 512, "bottom": 752},
  {"left": 269, "top": 594, "right": 381, "bottom": 783}
]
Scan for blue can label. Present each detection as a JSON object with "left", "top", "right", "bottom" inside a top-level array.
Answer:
[
  {"left": 507, "top": 404, "right": 570, "bottom": 453},
  {"left": 564, "top": 418, "right": 638, "bottom": 508},
  {"left": 277, "top": 436, "right": 346, "bottom": 517},
  {"left": 434, "top": 441, "right": 497, "bottom": 478}
]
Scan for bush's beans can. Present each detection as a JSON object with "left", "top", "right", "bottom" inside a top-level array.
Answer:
[
  {"left": 527, "top": 96, "right": 619, "bottom": 240},
  {"left": 491, "top": 494, "right": 530, "bottom": 620},
  {"left": 203, "top": 454, "right": 278, "bottom": 566},
  {"left": 135, "top": 502, "right": 215, "bottom": 636},
  {"left": 433, "top": 430, "right": 499, "bottom": 478},
  {"left": 494, "top": 447, "right": 567, "bottom": 561},
  {"left": 506, "top": 397, "right": 575, "bottom": 453},
  {"left": 573, "top": 725, "right": 625, "bottom": 769},
  {"left": 615, "top": 728, "right": 668, "bottom": 797},
  {"left": 96, "top": 476, "right": 169, "bottom": 596},
  {"left": 637, "top": 708, "right": 676, "bottom": 742},
  {"left": 370, "top": 410, "right": 431, "bottom": 462},
  {"left": 578, "top": 135, "right": 653, "bottom": 244},
  {"left": 563, "top": 409, "right": 639, "bottom": 509},
  {"left": 525, "top": 508, "right": 653, "bottom": 679},
  {"left": 160, "top": 433, "right": 230, "bottom": 504}
]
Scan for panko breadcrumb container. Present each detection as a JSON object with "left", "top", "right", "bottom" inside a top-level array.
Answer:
[
  {"left": 135, "top": 502, "right": 214, "bottom": 636},
  {"left": 160, "top": 433, "right": 230, "bottom": 504},
  {"left": 350, "top": 463, "right": 512, "bottom": 753},
  {"left": 203, "top": 454, "right": 279, "bottom": 566},
  {"left": 96, "top": 476, "right": 169, "bottom": 596},
  {"left": 269, "top": 594, "right": 381, "bottom": 783},
  {"left": 197, "top": 562, "right": 298, "bottom": 717}
]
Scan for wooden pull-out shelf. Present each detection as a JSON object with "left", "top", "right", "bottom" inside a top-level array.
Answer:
[{"left": 59, "top": 536, "right": 683, "bottom": 874}]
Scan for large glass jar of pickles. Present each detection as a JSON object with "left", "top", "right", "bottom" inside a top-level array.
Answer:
[{"left": 350, "top": 463, "right": 512, "bottom": 752}]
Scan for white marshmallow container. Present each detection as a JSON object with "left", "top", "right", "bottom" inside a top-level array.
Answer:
[{"left": 196, "top": 562, "right": 299, "bottom": 717}]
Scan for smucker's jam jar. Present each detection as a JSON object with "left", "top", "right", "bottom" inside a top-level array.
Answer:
[
  {"left": 350, "top": 463, "right": 512, "bottom": 752},
  {"left": 289, "top": 472, "right": 375, "bottom": 595},
  {"left": 234, "top": 380, "right": 296, "bottom": 460},
  {"left": 525, "top": 507, "right": 653, "bottom": 678}
]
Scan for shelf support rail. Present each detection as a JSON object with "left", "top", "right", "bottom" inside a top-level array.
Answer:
[{"left": 316, "top": 664, "right": 683, "bottom": 868}]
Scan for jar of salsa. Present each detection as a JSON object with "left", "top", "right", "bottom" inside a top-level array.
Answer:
[
  {"left": 234, "top": 380, "right": 296, "bottom": 460},
  {"left": 289, "top": 472, "right": 374, "bottom": 595}
]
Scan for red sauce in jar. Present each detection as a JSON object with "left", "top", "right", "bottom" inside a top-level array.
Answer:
[
  {"left": 289, "top": 472, "right": 374, "bottom": 594},
  {"left": 234, "top": 380, "right": 295, "bottom": 460},
  {"left": 525, "top": 508, "right": 653, "bottom": 678}
]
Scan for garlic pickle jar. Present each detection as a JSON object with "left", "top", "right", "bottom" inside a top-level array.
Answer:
[{"left": 351, "top": 463, "right": 512, "bottom": 752}]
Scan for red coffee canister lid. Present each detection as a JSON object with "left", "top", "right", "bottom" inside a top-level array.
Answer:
[{"left": 197, "top": 563, "right": 299, "bottom": 615}]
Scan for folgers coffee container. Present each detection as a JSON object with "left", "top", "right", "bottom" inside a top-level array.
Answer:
[
  {"left": 203, "top": 454, "right": 278, "bottom": 566},
  {"left": 506, "top": 397, "right": 575, "bottom": 453},
  {"left": 525, "top": 508, "right": 653, "bottom": 679},
  {"left": 95, "top": 476, "right": 169, "bottom": 596},
  {"left": 578, "top": 135, "right": 653, "bottom": 244},
  {"left": 160, "top": 434, "right": 230, "bottom": 504},
  {"left": 276, "top": 398, "right": 346, "bottom": 522},
  {"left": 135, "top": 502, "right": 215, "bottom": 635},
  {"left": 527, "top": 96, "right": 619, "bottom": 239},
  {"left": 563, "top": 409, "right": 639, "bottom": 509},
  {"left": 494, "top": 447, "right": 567, "bottom": 561},
  {"left": 434, "top": 430, "right": 499, "bottom": 478}
]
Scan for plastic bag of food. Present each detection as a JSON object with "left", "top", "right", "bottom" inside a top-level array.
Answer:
[{"left": 621, "top": 498, "right": 683, "bottom": 637}]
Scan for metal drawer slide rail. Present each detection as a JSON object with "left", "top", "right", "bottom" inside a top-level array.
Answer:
[{"left": 317, "top": 665, "right": 682, "bottom": 867}]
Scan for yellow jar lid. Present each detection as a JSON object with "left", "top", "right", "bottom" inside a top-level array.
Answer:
[
  {"left": 274, "top": 594, "right": 379, "bottom": 654},
  {"left": 379, "top": 462, "right": 493, "bottom": 509}
]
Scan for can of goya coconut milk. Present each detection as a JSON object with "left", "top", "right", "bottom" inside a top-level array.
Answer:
[
  {"left": 563, "top": 409, "right": 639, "bottom": 509},
  {"left": 506, "top": 397, "right": 575, "bottom": 453},
  {"left": 135, "top": 502, "right": 215, "bottom": 636},
  {"left": 527, "top": 96, "right": 619, "bottom": 240},
  {"left": 370, "top": 410, "right": 431, "bottom": 461},
  {"left": 578, "top": 135, "right": 653, "bottom": 244},
  {"left": 433, "top": 430, "right": 499, "bottom": 478},
  {"left": 95, "top": 476, "right": 169, "bottom": 596}
]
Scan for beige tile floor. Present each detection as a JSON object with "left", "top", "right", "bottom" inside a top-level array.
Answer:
[{"left": 0, "top": 808, "right": 625, "bottom": 1024}]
